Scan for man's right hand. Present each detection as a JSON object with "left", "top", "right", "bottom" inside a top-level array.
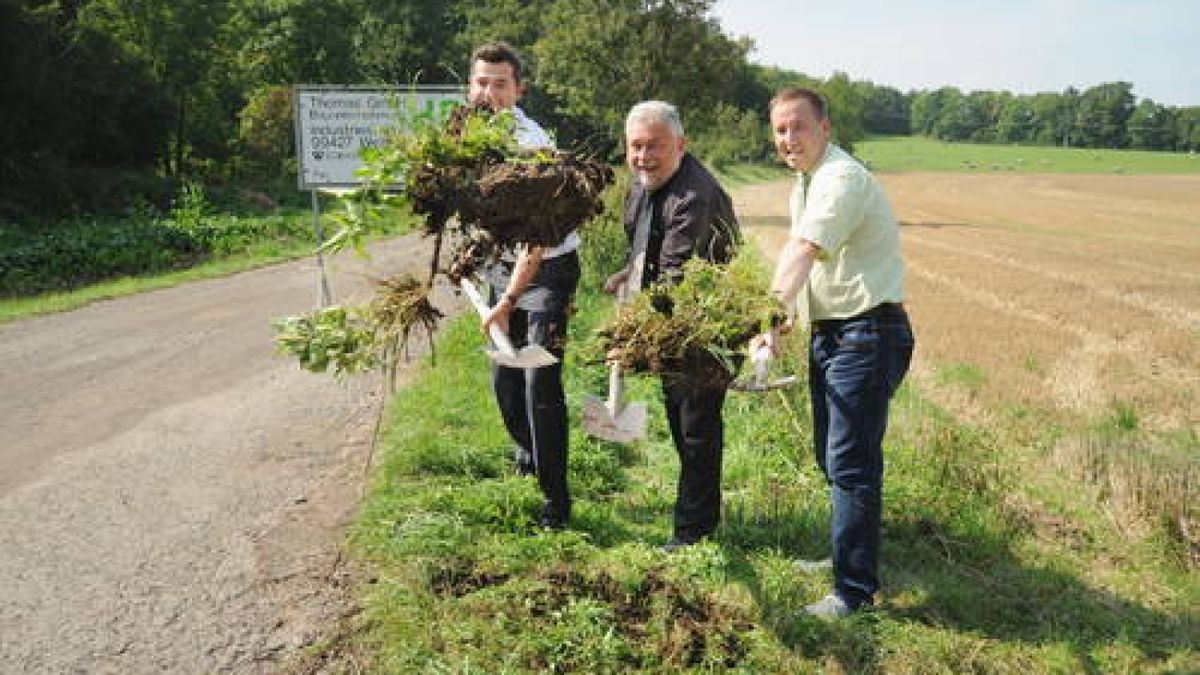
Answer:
[
  {"left": 482, "top": 295, "right": 515, "bottom": 336},
  {"left": 603, "top": 267, "right": 631, "bottom": 295},
  {"left": 748, "top": 331, "right": 775, "bottom": 358},
  {"left": 749, "top": 322, "right": 792, "bottom": 358}
]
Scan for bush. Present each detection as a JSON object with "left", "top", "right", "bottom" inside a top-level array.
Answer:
[
  {"left": 238, "top": 86, "right": 296, "bottom": 184},
  {"left": 0, "top": 192, "right": 313, "bottom": 297}
]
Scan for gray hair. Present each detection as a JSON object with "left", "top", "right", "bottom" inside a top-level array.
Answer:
[{"left": 625, "top": 100, "right": 685, "bottom": 137}]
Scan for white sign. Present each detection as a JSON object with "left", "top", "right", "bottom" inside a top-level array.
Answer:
[{"left": 294, "top": 85, "right": 465, "bottom": 189}]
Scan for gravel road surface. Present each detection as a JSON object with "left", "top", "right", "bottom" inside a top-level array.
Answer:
[{"left": 0, "top": 233, "right": 459, "bottom": 673}]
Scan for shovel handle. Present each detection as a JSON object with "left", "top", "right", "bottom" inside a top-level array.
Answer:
[
  {"left": 751, "top": 344, "right": 771, "bottom": 386},
  {"left": 606, "top": 362, "right": 625, "bottom": 414},
  {"left": 459, "top": 278, "right": 518, "bottom": 357}
]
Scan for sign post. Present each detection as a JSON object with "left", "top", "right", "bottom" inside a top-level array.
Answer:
[{"left": 292, "top": 85, "right": 465, "bottom": 305}]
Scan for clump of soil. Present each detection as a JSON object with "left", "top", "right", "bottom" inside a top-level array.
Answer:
[
  {"left": 468, "top": 154, "right": 615, "bottom": 248},
  {"left": 597, "top": 255, "right": 785, "bottom": 388},
  {"left": 407, "top": 103, "right": 613, "bottom": 251},
  {"left": 444, "top": 231, "right": 496, "bottom": 285},
  {"left": 403, "top": 104, "right": 612, "bottom": 331},
  {"left": 408, "top": 163, "right": 481, "bottom": 236}
]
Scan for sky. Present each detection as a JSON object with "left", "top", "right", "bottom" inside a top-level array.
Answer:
[{"left": 710, "top": 0, "right": 1200, "bottom": 107}]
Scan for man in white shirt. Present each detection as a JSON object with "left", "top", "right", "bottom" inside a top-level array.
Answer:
[
  {"left": 753, "top": 88, "right": 914, "bottom": 617},
  {"left": 470, "top": 42, "right": 579, "bottom": 529}
]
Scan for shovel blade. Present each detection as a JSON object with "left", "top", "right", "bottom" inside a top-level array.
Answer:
[
  {"left": 484, "top": 345, "right": 559, "bottom": 369},
  {"left": 582, "top": 396, "right": 647, "bottom": 443}
]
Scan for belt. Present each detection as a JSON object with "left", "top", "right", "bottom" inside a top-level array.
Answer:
[{"left": 812, "top": 302, "right": 906, "bottom": 331}]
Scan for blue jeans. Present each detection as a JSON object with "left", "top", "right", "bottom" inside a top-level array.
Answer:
[{"left": 809, "top": 310, "right": 913, "bottom": 607}]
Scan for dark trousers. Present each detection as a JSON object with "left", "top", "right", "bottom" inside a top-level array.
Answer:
[
  {"left": 809, "top": 310, "right": 914, "bottom": 607},
  {"left": 662, "top": 379, "right": 728, "bottom": 540},
  {"left": 492, "top": 308, "right": 571, "bottom": 517},
  {"left": 488, "top": 252, "right": 578, "bottom": 520}
]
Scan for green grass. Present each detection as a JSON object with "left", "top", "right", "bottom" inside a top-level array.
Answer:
[
  {"left": 310, "top": 188, "right": 1198, "bottom": 672},
  {"left": 934, "top": 361, "right": 988, "bottom": 397},
  {"left": 0, "top": 240, "right": 313, "bottom": 323},
  {"left": 857, "top": 135, "right": 1200, "bottom": 174},
  {"left": 0, "top": 208, "right": 417, "bottom": 324}
]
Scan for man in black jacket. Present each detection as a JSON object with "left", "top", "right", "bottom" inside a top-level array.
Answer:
[{"left": 603, "top": 100, "right": 739, "bottom": 551}]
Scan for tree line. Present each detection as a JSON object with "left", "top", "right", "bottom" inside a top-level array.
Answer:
[
  {"left": 3, "top": 0, "right": 1196, "bottom": 222},
  {"left": 905, "top": 81, "right": 1200, "bottom": 151}
]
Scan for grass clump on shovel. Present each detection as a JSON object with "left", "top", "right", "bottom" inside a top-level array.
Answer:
[
  {"left": 327, "top": 102, "right": 613, "bottom": 278},
  {"left": 274, "top": 100, "right": 614, "bottom": 383},
  {"left": 595, "top": 253, "right": 786, "bottom": 388}
]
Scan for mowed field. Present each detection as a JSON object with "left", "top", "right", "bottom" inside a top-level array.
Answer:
[{"left": 738, "top": 172, "right": 1199, "bottom": 548}]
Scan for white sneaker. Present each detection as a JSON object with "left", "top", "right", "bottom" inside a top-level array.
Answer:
[{"left": 803, "top": 593, "right": 852, "bottom": 618}]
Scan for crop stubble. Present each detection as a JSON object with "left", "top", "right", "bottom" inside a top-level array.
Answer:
[{"left": 739, "top": 172, "right": 1200, "bottom": 433}]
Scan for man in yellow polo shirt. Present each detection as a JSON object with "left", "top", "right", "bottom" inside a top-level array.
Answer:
[{"left": 752, "top": 87, "right": 915, "bottom": 618}]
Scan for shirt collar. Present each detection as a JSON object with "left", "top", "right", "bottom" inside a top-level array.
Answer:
[{"left": 799, "top": 143, "right": 836, "bottom": 182}]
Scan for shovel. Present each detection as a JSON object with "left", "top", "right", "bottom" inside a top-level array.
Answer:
[
  {"left": 459, "top": 277, "right": 558, "bottom": 369},
  {"left": 730, "top": 343, "right": 798, "bottom": 393},
  {"left": 583, "top": 359, "right": 648, "bottom": 443},
  {"left": 582, "top": 281, "right": 648, "bottom": 443},
  {"left": 583, "top": 202, "right": 652, "bottom": 443}
]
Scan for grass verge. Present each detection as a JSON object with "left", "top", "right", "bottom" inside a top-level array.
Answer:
[
  {"left": 0, "top": 240, "right": 310, "bottom": 323},
  {"left": 0, "top": 207, "right": 417, "bottom": 324}
]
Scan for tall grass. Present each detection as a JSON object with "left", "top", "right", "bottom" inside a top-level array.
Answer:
[{"left": 314, "top": 170, "right": 1198, "bottom": 673}]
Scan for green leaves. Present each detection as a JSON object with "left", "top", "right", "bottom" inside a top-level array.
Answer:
[
  {"left": 534, "top": 0, "right": 749, "bottom": 149},
  {"left": 271, "top": 305, "right": 380, "bottom": 376},
  {"left": 597, "top": 251, "right": 785, "bottom": 386},
  {"left": 321, "top": 104, "right": 517, "bottom": 257},
  {"left": 271, "top": 272, "right": 442, "bottom": 383}
]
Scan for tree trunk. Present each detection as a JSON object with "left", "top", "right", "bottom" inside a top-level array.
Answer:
[{"left": 176, "top": 94, "right": 188, "bottom": 177}]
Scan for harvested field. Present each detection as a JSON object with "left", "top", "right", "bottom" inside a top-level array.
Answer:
[{"left": 738, "top": 173, "right": 1200, "bottom": 434}]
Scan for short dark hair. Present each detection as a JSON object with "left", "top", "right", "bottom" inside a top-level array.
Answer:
[
  {"left": 471, "top": 41, "right": 525, "bottom": 84},
  {"left": 769, "top": 87, "right": 827, "bottom": 120}
]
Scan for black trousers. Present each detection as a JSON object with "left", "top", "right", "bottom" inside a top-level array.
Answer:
[
  {"left": 488, "top": 253, "right": 579, "bottom": 520},
  {"left": 662, "top": 379, "right": 728, "bottom": 540}
]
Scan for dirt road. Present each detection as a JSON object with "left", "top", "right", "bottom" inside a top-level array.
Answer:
[{"left": 0, "top": 233, "right": 459, "bottom": 673}]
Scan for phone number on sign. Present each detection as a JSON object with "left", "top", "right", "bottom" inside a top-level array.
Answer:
[{"left": 310, "top": 136, "right": 354, "bottom": 150}]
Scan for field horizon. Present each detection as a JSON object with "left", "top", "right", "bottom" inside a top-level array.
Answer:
[{"left": 856, "top": 134, "right": 1200, "bottom": 175}]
